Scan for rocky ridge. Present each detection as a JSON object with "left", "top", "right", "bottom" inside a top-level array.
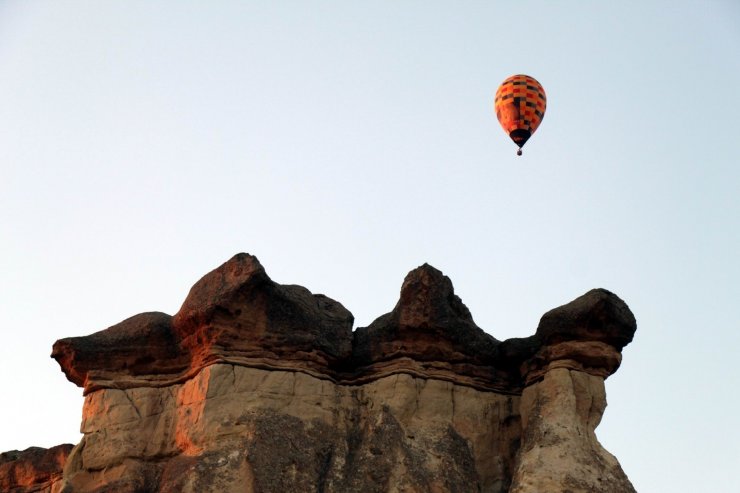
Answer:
[{"left": 5, "top": 253, "right": 637, "bottom": 492}]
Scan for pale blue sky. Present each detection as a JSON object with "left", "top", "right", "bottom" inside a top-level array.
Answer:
[{"left": 1, "top": 2, "right": 738, "bottom": 491}]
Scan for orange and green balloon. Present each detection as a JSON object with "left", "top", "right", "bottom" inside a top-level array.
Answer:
[{"left": 494, "top": 74, "right": 546, "bottom": 156}]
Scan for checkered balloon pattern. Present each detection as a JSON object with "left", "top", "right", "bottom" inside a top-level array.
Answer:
[{"left": 494, "top": 75, "right": 546, "bottom": 145}]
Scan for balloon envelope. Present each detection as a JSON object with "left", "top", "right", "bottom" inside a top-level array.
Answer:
[{"left": 494, "top": 74, "right": 546, "bottom": 150}]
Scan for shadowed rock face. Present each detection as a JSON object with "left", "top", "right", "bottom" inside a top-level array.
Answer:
[
  {"left": 536, "top": 288, "right": 637, "bottom": 350},
  {"left": 42, "top": 253, "right": 637, "bottom": 492},
  {"left": 172, "top": 253, "right": 354, "bottom": 371},
  {"left": 351, "top": 264, "right": 503, "bottom": 390}
]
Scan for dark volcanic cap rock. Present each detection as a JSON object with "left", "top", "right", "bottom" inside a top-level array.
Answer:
[
  {"left": 535, "top": 288, "right": 637, "bottom": 350},
  {"left": 52, "top": 254, "right": 355, "bottom": 392},
  {"left": 353, "top": 263, "right": 498, "bottom": 367},
  {"left": 50, "top": 253, "right": 637, "bottom": 394},
  {"left": 51, "top": 311, "right": 185, "bottom": 389},
  {"left": 172, "top": 253, "right": 354, "bottom": 368}
]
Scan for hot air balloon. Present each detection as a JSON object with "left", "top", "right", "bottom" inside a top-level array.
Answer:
[{"left": 494, "top": 74, "right": 546, "bottom": 156}]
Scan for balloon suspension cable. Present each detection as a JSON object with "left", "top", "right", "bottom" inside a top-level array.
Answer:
[{"left": 517, "top": 148, "right": 523, "bottom": 156}]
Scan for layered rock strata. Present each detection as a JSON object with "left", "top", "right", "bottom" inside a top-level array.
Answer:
[{"left": 43, "top": 253, "right": 636, "bottom": 492}]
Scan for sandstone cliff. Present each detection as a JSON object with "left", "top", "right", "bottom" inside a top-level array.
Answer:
[{"left": 4, "top": 254, "right": 638, "bottom": 492}]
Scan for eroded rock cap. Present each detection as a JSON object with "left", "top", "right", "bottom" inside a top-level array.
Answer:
[{"left": 52, "top": 253, "right": 637, "bottom": 394}]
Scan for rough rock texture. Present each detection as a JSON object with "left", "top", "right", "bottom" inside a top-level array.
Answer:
[
  {"left": 51, "top": 254, "right": 354, "bottom": 394},
  {"left": 510, "top": 368, "right": 634, "bottom": 493},
  {"left": 64, "top": 366, "right": 520, "bottom": 493},
  {"left": 37, "top": 253, "right": 636, "bottom": 492},
  {"left": 351, "top": 264, "right": 506, "bottom": 392},
  {"left": 0, "top": 444, "right": 73, "bottom": 493}
]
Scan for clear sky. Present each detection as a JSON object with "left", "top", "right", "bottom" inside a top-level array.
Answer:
[{"left": 1, "top": 2, "right": 738, "bottom": 491}]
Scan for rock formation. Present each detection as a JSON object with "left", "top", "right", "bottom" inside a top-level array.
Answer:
[
  {"left": 0, "top": 444, "right": 73, "bottom": 493},
  {"left": 4, "top": 253, "right": 638, "bottom": 492}
]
